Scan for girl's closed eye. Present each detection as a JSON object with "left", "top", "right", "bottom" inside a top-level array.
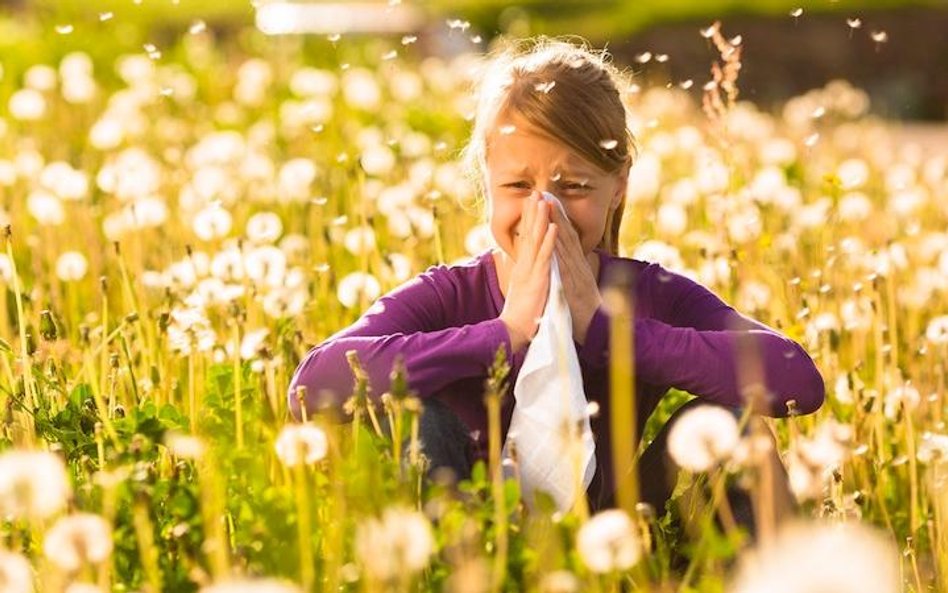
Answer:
[{"left": 503, "top": 181, "right": 533, "bottom": 191}]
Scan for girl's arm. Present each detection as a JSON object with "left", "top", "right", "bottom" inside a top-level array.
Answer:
[
  {"left": 287, "top": 270, "right": 513, "bottom": 420},
  {"left": 578, "top": 263, "right": 825, "bottom": 417}
]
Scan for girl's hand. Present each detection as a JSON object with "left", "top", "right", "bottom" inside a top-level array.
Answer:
[
  {"left": 549, "top": 199, "right": 603, "bottom": 345},
  {"left": 499, "top": 191, "right": 558, "bottom": 353}
]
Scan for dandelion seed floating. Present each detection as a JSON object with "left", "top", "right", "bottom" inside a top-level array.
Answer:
[
  {"left": 729, "top": 34, "right": 743, "bottom": 46},
  {"left": 55, "top": 24, "right": 74, "bottom": 35},
  {"left": 470, "top": 35, "right": 482, "bottom": 44},
  {"left": 805, "top": 132, "right": 820, "bottom": 147},
  {"left": 627, "top": 83, "right": 641, "bottom": 94},
  {"left": 534, "top": 80, "right": 556, "bottom": 94},
  {"left": 381, "top": 50, "right": 398, "bottom": 61},
  {"left": 159, "top": 87, "right": 174, "bottom": 97},
  {"left": 189, "top": 19, "right": 206, "bottom": 35},
  {"left": 634, "top": 51, "right": 652, "bottom": 64},
  {"left": 811, "top": 105, "right": 826, "bottom": 118},
  {"left": 599, "top": 139, "right": 618, "bottom": 150},
  {"left": 401, "top": 35, "right": 417, "bottom": 45},
  {"left": 870, "top": 30, "right": 888, "bottom": 52},
  {"left": 847, "top": 18, "right": 862, "bottom": 29},
  {"left": 550, "top": 172, "right": 562, "bottom": 182},
  {"left": 327, "top": 33, "right": 341, "bottom": 42},
  {"left": 790, "top": 7, "right": 804, "bottom": 19},
  {"left": 703, "top": 80, "right": 717, "bottom": 91},
  {"left": 98, "top": 11, "right": 113, "bottom": 21},
  {"left": 700, "top": 23, "right": 719, "bottom": 39},
  {"left": 446, "top": 19, "right": 470, "bottom": 32},
  {"left": 655, "top": 53, "right": 669, "bottom": 63},
  {"left": 679, "top": 79, "right": 694, "bottom": 89},
  {"left": 499, "top": 124, "right": 516, "bottom": 135},
  {"left": 143, "top": 43, "right": 161, "bottom": 60}
]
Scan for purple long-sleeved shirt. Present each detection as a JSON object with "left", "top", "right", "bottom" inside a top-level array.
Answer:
[{"left": 288, "top": 248, "right": 825, "bottom": 496}]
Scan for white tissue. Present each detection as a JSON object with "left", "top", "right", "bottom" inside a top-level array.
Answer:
[{"left": 501, "top": 192, "right": 596, "bottom": 512}]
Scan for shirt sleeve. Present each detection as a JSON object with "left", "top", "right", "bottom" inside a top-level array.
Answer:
[
  {"left": 578, "top": 262, "right": 825, "bottom": 417},
  {"left": 287, "top": 267, "right": 514, "bottom": 420}
]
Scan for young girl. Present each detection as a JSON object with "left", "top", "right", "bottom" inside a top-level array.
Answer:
[{"left": 288, "top": 39, "right": 825, "bottom": 515}]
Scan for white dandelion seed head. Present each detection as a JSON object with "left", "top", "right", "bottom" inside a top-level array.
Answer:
[
  {"left": 655, "top": 202, "right": 688, "bottom": 236},
  {"left": 360, "top": 144, "right": 397, "bottom": 177},
  {"left": 342, "top": 68, "right": 382, "bottom": 110},
  {"left": 631, "top": 240, "right": 684, "bottom": 273},
  {"left": 200, "top": 578, "right": 302, "bottom": 593},
  {"left": 275, "top": 423, "right": 328, "bottom": 467},
  {"left": 0, "top": 450, "right": 71, "bottom": 521},
  {"left": 238, "top": 328, "right": 269, "bottom": 360},
  {"left": 926, "top": 315, "right": 948, "bottom": 345},
  {"left": 667, "top": 405, "right": 740, "bottom": 472},
  {"left": 465, "top": 223, "right": 495, "bottom": 255},
  {"left": 730, "top": 521, "right": 899, "bottom": 593},
  {"left": 344, "top": 225, "right": 377, "bottom": 256},
  {"left": 192, "top": 205, "right": 233, "bottom": 241},
  {"left": 883, "top": 383, "right": 921, "bottom": 420},
  {"left": 337, "top": 272, "right": 382, "bottom": 308},
  {"left": 64, "top": 584, "right": 104, "bottom": 593},
  {"left": 244, "top": 245, "right": 287, "bottom": 288},
  {"left": 354, "top": 507, "right": 434, "bottom": 581},
  {"left": 289, "top": 67, "right": 337, "bottom": 98},
  {"left": 43, "top": 513, "right": 113, "bottom": 572},
  {"left": 245, "top": 211, "right": 283, "bottom": 244},
  {"left": 40, "top": 161, "right": 89, "bottom": 201},
  {"left": 538, "top": 570, "right": 579, "bottom": 593},
  {"left": 164, "top": 432, "right": 206, "bottom": 459},
  {"left": 384, "top": 253, "right": 413, "bottom": 283},
  {"left": 917, "top": 432, "right": 948, "bottom": 464},
  {"left": 277, "top": 158, "right": 318, "bottom": 203},
  {"left": 27, "top": 190, "right": 65, "bottom": 226},
  {"left": 89, "top": 117, "right": 124, "bottom": 150},
  {"left": 9, "top": 89, "right": 47, "bottom": 121},
  {"left": 55, "top": 251, "right": 89, "bottom": 282},
  {"left": 0, "top": 549, "right": 33, "bottom": 593},
  {"left": 575, "top": 509, "right": 641, "bottom": 573}
]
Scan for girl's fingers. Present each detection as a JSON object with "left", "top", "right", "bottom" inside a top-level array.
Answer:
[{"left": 537, "top": 222, "right": 557, "bottom": 265}]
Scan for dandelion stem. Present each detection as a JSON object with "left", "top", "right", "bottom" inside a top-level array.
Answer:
[
  {"left": 605, "top": 285, "right": 639, "bottom": 515},
  {"left": 233, "top": 322, "right": 244, "bottom": 449},
  {"left": 294, "top": 462, "right": 315, "bottom": 590}
]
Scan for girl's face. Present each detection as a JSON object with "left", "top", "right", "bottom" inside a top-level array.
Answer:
[{"left": 484, "top": 111, "right": 628, "bottom": 260}]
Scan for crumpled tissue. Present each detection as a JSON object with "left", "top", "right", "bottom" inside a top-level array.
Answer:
[{"left": 501, "top": 192, "right": 597, "bottom": 511}]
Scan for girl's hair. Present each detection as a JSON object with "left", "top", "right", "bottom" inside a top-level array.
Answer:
[{"left": 461, "top": 37, "right": 637, "bottom": 255}]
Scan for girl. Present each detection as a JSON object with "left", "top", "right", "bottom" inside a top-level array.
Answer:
[{"left": 288, "top": 39, "right": 825, "bottom": 515}]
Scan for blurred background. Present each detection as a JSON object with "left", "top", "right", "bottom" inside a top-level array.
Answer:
[{"left": 1, "top": 0, "right": 945, "bottom": 123}]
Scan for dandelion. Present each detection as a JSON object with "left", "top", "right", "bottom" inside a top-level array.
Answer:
[
  {"left": 56, "top": 251, "right": 89, "bottom": 282},
  {"left": 883, "top": 383, "right": 921, "bottom": 420},
  {"left": 870, "top": 30, "right": 888, "bottom": 44},
  {"left": 200, "top": 579, "right": 302, "bottom": 593},
  {"left": 539, "top": 570, "right": 579, "bottom": 593},
  {"left": 731, "top": 521, "right": 898, "bottom": 593},
  {"left": 8, "top": 89, "right": 46, "bottom": 121},
  {"left": 244, "top": 246, "right": 287, "bottom": 288},
  {"left": 342, "top": 68, "right": 382, "bottom": 110},
  {"left": 55, "top": 24, "right": 74, "bottom": 35},
  {"left": 275, "top": 423, "right": 328, "bottom": 467},
  {"left": 344, "top": 225, "right": 377, "bottom": 256},
  {"left": 401, "top": 35, "right": 417, "bottom": 45},
  {"left": 635, "top": 52, "right": 652, "bottom": 64},
  {"left": 354, "top": 507, "right": 434, "bottom": 582},
  {"left": 189, "top": 19, "right": 207, "bottom": 34},
  {"left": 192, "top": 205, "right": 233, "bottom": 241},
  {"left": 846, "top": 18, "right": 862, "bottom": 30},
  {"left": 598, "top": 139, "right": 619, "bottom": 150},
  {"left": 244, "top": 211, "right": 283, "bottom": 244},
  {"left": 360, "top": 144, "right": 396, "bottom": 176},
  {"left": 44, "top": 513, "right": 113, "bottom": 571},
  {"left": 575, "top": 509, "right": 642, "bottom": 573},
  {"left": 667, "top": 405, "right": 740, "bottom": 472},
  {"left": 337, "top": 272, "right": 382, "bottom": 308},
  {"left": 679, "top": 79, "right": 694, "bottom": 89},
  {"left": 238, "top": 328, "right": 269, "bottom": 360},
  {"left": 98, "top": 11, "right": 113, "bottom": 21},
  {"left": 789, "top": 7, "right": 803, "bottom": 18},
  {"left": 925, "top": 315, "right": 948, "bottom": 345},
  {"left": 0, "top": 450, "right": 71, "bottom": 520},
  {"left": 164, "top": 432, "right": 206, "bottom": 459},
  {"left": 0, "top": 550, "right": 33, "bottom": 593}
]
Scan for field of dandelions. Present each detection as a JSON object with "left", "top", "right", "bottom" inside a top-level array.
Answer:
[{"left": 1, "top": 12, "right": 947, "bottom": 593}]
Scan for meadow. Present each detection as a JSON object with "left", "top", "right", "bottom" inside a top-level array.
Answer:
[{"left": 0, "top": 8, "right": 947, "bottom": 593}]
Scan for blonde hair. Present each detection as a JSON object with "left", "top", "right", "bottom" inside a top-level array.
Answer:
[{"left": 461, "top": 37, "right": 637, "bottom": 255}]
